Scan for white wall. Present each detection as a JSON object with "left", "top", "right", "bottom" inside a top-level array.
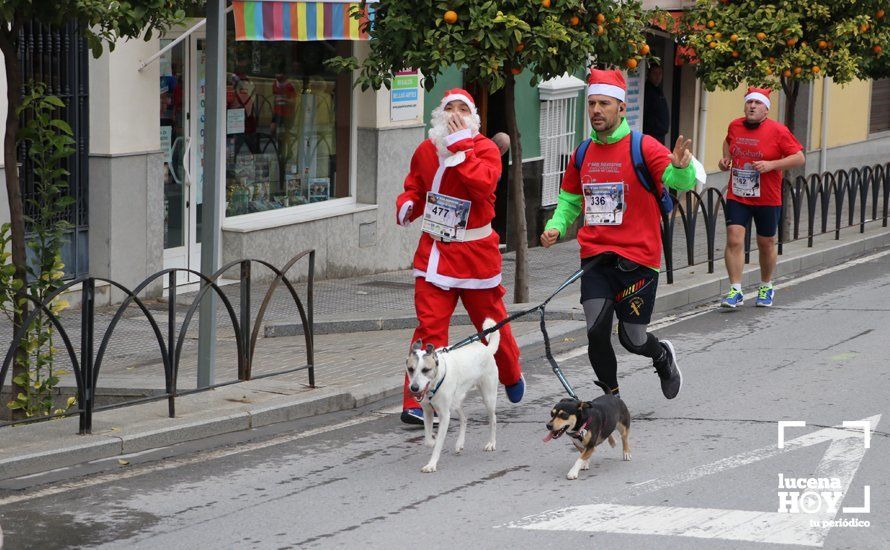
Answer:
[{"left": 89, "top": 35, "right": 161, "bottom": 155}]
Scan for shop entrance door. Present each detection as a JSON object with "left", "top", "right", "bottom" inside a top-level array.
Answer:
[{"left": 160, "top": 33, "right": 206, "bottom": 286}]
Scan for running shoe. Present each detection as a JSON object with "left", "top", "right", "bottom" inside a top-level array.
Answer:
[
  {"left": 654, "top": 340, "right": 682, "bottom": 400},
  {"left": 756, "top": 285, "right": 774, "bottom": 307},
  {"left": 720, "top": 288, "right": 744, "bottom": 308}
]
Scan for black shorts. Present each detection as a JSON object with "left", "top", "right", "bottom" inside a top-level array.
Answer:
[
  {"left": 579, "top": 253, "right": 659, "bottom": 324},
  {"left": 725, "top": 199, "right": 782, "bottom": 237}
]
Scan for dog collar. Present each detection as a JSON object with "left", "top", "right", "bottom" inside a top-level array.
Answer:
[
  {"left": 426, "top": 366, "right": 446, "bottom": 399},
  {"left": 569, "top": 414, "right": 593, "bottom": 440}
]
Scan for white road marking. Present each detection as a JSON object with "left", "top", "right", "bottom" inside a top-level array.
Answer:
[
  {"left": 506, "top": 415, "right": 880, "bottom": 547},
  {"left": 0, "top": 405, "right": 402, "bottom": 506},
  {"left": 553, "top": 247, "right": 890, "bottom": 364}
]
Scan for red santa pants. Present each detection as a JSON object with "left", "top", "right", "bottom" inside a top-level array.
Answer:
[{"left": 402, "top": 277, "right": 522, "bottom": 410}]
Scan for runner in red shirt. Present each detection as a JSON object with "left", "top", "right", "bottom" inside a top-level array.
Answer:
[
  {"left": 540, "top": 69, "right": 697, "bottom": 401},
  {"left": 718, "top": 87, "right": 804, "bottom": 308}
]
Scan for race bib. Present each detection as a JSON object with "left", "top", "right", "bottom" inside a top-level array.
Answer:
[
  {"left": 582, "top": 182, "right": 625, "bottom": 226},
  {"left": 732, "top": 168, "right": 761, "bottom": 198},
  {"left": 421, "top": 192, "right": 471, "bottom": 241}
]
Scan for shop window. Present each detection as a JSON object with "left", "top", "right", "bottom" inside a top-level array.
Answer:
[
  {"left": 870, "top": 79, "right": 890, "bottom": 134},
  {"left": 224, "top": 26, "right": 351, "bottom": 217}
]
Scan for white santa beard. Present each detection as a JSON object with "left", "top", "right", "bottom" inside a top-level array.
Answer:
[{"left": 428, "top": 108, "right": 480, "bottom": 157}]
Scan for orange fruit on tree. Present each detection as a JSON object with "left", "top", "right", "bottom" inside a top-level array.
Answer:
[
  {"left": 597, "top": 25, "right": 605, "bottom": 36},
  {"left": 756, "top": 32, "right": 766, "bottom": 40},
  {"left": 731, "top": 50, "right": 740, "bottom": 58},
  {"left": 766, "top": 67, "right": 773, "bottom": 75},
  {"left": 860, "top": 24, "right": 869, "bottom": 33},
  {"left": 596, "top": 13, "right": 605, "bottom": 24},
  {"left": 626, "top": 58, "right": 638, "bottom": 69},
  {"left": 444, "top": 10, "right": 458, "bottom": 24},
  {"left": 786, "top": 37, "right": 797, "bottom": 46},
  {"left": 709, "top": 41, "right": 718, "bottom": 48},
  {"left": 877, "top": 9, "right": 885, "bottom": 19},
  {"left": 783, "top": 69, "right": 792, "bottom": 77},
  {"left": 730, "top": 34, "right": 739, "bottom": 42},
  {"left": 818, "top": 40, "right": 828, "bottom": 49},
  {"left": 875, "top": 45, "right": 884, "bottom": 54},
  {"left": 769, "top": 56, "right": 776, "bottom": 63},
  {"left": 640, "top": 44, "right": 650, "bottom": 55},
  {"left": 793, "top": 66, "right": 802, "bottom": 75},
  {"left": 511, "top": 67, "right": 522, "bottom": 75},
  {"left": 715, "top": 32, "right": 723, "bottom": 39},
  {"left": 570, "top": 15, "right": 580, "bottom": 26},
  {"left": 812, "top": 66, "right": 820, "bottom": 73},
  {"left": 705, "top": 33, "right": 713, "bottom": 41},
  {"left": 613, "top": 16, "right": 621, "bottom": 24},
  {"left": 541, "top": 0, "right": 551, "bottom": 8},
  {"left": 707, "top": 20, "right": 716, "bottom": 28},
  {"left": 515, "top": 42, "right": 525, "bottom": 52}
]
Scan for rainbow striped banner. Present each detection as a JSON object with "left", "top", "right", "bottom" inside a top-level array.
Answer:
[{"left": 233, "top": 0, "right": 375, "bottom": 41}]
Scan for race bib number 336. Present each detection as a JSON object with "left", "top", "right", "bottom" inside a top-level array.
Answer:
[{"left": 582, "top": 182, "right": 625, "bottom": 226}]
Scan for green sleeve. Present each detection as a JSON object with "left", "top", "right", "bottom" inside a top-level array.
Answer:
[
  {"left": 662, "top": 163, "right": 697, "bottom": 191},
  {"left": 544, "top": 189, "right": 583, "bottom": 238}
]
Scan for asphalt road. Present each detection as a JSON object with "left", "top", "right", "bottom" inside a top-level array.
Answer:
[{"left": 1, "top": 250, "right": 889, "bottom": 550}]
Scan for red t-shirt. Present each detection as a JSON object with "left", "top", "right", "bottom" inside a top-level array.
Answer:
[
  {"left": 561, "top": 134, "right": 672, "bottom": 269},
  {"left": 725, "top": 118, "right": 802, "bottom": 206}
]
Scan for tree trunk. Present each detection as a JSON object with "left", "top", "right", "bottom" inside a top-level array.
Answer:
[
  {"left": 0, "top": 25, "right": 30, "bottom": 421},
  {"left": 503, "top": 71, "right": 528, "bottom": 303}
]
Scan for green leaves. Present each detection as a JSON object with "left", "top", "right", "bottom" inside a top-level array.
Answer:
[
  {"left": 682, "top": 0, "right": 890, "bottom": 90},
  {"left": 328, "top": 0, "right": 652, "bottom": 94}
]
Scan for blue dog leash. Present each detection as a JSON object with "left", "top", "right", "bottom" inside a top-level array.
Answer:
[{"left": 443, "top": 262, "right": 599, "bottom": 400}]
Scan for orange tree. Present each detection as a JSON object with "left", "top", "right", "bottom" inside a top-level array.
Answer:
[
  {"left": 328, "top": 0, "right": 653, "bottom": 302},
  {"left": 681, "top": 0, "right": 890, "bottom": 135}
]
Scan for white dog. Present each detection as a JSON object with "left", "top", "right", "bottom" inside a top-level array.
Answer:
[{"left": 406, "top": 319, "right": 500, "bottom": 473}]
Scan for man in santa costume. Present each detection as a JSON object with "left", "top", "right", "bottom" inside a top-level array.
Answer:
[
  {"left": 540, "top": 68, "right": 696, "bottom": 401},
  {"left": 396, "top": 88, "right": 524, "bottom": 425},
  {"left": 717, "top": 87, "right": 804, "bottom": 308}
]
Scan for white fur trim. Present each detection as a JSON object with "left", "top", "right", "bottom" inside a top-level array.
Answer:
[
  {"left": 440, "top": 94, "right": 477, "bottom": 115},
  {"left": 445, "top": 128, "right": 473, "bottom": 146},
  {"left": 413, "top": 269, "right": 502, "bottom": 291},
  {"left": 414, "top": 240, "right": 501, "bottom": 290},
  {"left": 744, "top": 92, "right": 771, "bottom": 110},
  {"left": 587, "top": 84, "right": 626, "bottom": 102},
  {"left": 431, "top": 159, "right": 447, "bottom": 193},
  {"left": 442, "top": 150, "right": 466, "bottom": 167},
  {"left": 398, "top": 200, "right": 414, "bottom": 226}
]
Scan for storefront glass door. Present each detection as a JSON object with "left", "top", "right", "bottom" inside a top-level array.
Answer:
[{"left": 161, "top": 33, "right": 205, "bottom": 286}]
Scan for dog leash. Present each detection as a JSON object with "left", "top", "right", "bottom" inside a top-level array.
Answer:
[{"left": 443, "top": 260, "right": 601, "bottom": 400}]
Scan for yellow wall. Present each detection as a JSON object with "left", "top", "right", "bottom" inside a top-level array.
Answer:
[
  {"left": 702, "top": 84, "right": 780, "bottom": 172},
  {"left": 810, "top": 78, "right": 871, "bottom": 150}
]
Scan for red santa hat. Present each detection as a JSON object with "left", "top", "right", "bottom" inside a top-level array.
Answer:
[
  {"left": 440, "top": 88, "right": 478, "bottom": 115},
  {"left": 744, "top": 86, "right": 771, "bottom": 110},
  {"left": 587, "top": 69, "right": 627, "bottom": 102}
]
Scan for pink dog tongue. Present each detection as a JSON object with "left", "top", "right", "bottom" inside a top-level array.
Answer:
[{"left": 543, "top": 432, "right": 553, "bottom": 442}]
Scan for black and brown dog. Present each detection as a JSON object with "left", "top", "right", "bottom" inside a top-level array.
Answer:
[{"left": 544, "top": 381, "right": 631, "bottom": 480}]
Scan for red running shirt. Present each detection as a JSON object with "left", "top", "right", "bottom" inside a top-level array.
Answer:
[{"left": 725, "top": 117, "right": 803, "bottom": 206}]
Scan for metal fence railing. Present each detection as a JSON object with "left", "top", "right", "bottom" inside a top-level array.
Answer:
[
  {"left": 660, "top": 163, "right": 889, "bottom": 284},
  {"left": 1, "top": 250, "right": 315, "bottom": 434}
]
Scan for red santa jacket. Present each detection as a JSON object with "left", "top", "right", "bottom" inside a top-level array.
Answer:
[{"left": 396, "top": 131, "right": 503, "bottom": 289}]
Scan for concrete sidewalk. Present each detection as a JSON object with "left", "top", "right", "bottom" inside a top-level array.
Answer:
[{"left": 2, "top": 220, "right": 890, "bottom": 480}]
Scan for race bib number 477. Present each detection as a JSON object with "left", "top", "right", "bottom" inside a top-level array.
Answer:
[{"left": 421, "top": 192, "right": 471, "bottom": 241}]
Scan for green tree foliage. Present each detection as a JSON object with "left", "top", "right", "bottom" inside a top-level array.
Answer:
[
  {"left": 329, "top": 0, "right": 653, "bottom": 301},
  {"left": 681, "top": 0, "right": 890, "bottom": 130}
]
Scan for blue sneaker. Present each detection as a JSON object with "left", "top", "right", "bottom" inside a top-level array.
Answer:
[
  {"left": 400, "top": 408, "right": 424, "bottom": 425},
  {"left": 756, "top": 285, "right": 774, "bottom": 307},
  {"left": 505, "top": 374, "right": 525, "bottom": 403},
  {"left": 721, "top": 288, "right": 744, "bottom": 308}
]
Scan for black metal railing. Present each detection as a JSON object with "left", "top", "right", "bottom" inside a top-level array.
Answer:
[
  {"left": 0, "top": 250, "right": 315, "bottom": 434},
  {"left": 660, "top": 163, "right": 890, "bottom": 284}
]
